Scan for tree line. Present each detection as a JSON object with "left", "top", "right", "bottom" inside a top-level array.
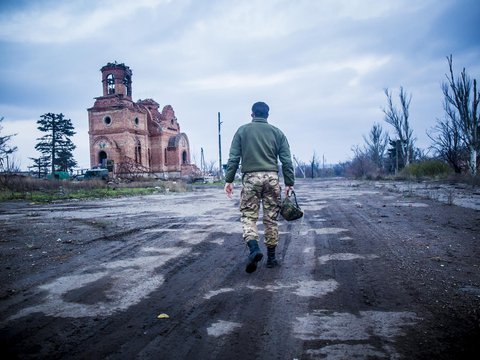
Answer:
[{"left": 347, "top": 55, "right": 479, "bottom": 178}]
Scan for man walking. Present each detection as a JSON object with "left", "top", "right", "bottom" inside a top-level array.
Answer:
[{"left": 224, "top": 101, "right": 295, "bottom": 273}]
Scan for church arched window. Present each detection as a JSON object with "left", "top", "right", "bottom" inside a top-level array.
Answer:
[
  {"left": 135, "top": 140, "right": 142, "bottom": 164},
  {"left": 107, "top": 74, "right": 115, "bottom": 94},
  {"left": 123, "top": 75, "right": 131, "bottom": 97},
  {"left": 99, "top": 151, "right": 107, "bottom": 167},
  {"left": 182, "top": 150, "right": 188, "bottom": 164}
]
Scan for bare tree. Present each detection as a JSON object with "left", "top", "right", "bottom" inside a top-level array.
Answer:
[
  {"left": 427, "top": 116, "right": 464, "bottom": 173},
  {"left": 348, "top": 145, "right": 377, "bottom": 178},
  {"left": 363, "top": 123, "right": 389, "bottom": 170},
  {"left": 0, "top": 117, "right": 18, "bottom": 171},
  {"left": 205, "top": 160, "right": 218, "bottom": 175},
  {"left": 382, "top": 87, "right": 415, "bottom": 167},
  {"left": 442, "top": 55, "right": 479, "bottom": 175}
]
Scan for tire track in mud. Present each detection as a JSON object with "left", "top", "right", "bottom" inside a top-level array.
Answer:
[{"left": 300, "top": 192, "right": 421, "bottom": 359}]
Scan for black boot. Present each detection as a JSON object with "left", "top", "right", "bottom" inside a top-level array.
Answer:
[
  {"left": 266, "top": 246, "right": 278, "bottom": 268},
  {"left": 245, "top": 240, "right": 263, "bottom": 273}
]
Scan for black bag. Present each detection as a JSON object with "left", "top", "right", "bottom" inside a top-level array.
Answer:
[{"left": 280, "top": 190, "right": 303, "bottom": 221}]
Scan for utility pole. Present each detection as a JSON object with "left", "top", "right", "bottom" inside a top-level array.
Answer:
[
  {"left": 200, "top": 147, "right": 205, "bottom": 174},
  {"left": 395, "top": 140, "right": 400, "bottom": 175},
  {"left": 218, "top": 112, "right": 223, "bottom": 178}
]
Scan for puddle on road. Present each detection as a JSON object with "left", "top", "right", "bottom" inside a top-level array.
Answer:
[
  {"left": 293, "top": 280, "right": 338, "bottom": 297},
  {"left": 394, "top": 202, "right": 429, "bottom": 208},
  {"left": 318, "top": 253, "right": 379, "bottom": 265},
  {"left": 302, "top": 205, "right": 329, "bottom": 211},
  {"left": 305, "top": 344, "right": 392, "bottom": 359},
  {"left": 204, "top": 288, "right": 235, "bottom": 300},
  {"left": 207, "top": 320, "right": 241, "bottom": 337},
  {"left": 295, "top": 310, "right": 418, "bottom": 359},
  {"left": 210, "top": 238, "right": 225, "bottom": 245},
  {"left": 205, "top": 280, "right": 339, "bottom": 300},
  {"left": 302, "top": 227, "right": 349, "bottom": 236},
  {"left": 9, "top": 247, "right": 189, "bottom": 320},
  {"left": 204, "top": 281, "right": 340, "bottom": 339},
  {"left": 309, "top": 219, "right": 327, "bottom": 223}
]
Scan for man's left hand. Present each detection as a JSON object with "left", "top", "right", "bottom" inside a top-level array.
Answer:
[{"left": 285, "top": 185, "right": 294, "bottom": 197}]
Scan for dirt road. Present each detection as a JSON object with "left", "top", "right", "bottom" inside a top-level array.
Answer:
[{"left": 1, "top": 179, "right": 479, "bottom": 359}]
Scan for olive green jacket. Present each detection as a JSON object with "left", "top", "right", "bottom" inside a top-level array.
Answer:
[{"left": 224, "top": 117, "right": 295, "bottom": 186}]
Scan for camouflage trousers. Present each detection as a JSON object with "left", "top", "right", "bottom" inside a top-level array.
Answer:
[{"left": 240, "top": 171, "right": 281, "bottom": 248}]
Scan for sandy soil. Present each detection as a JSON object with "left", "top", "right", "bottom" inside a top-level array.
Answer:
[{"left": 0, "top": 178, "right": 479, "bottom": 359}]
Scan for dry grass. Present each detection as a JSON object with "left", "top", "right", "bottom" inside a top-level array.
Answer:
[{"left": 0, "top": 174, "right": 189, "bottom": 202}]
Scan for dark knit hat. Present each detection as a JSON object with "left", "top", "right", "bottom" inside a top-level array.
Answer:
[{"left": 252, "top": 101, "right": 269, "bottom": 118}]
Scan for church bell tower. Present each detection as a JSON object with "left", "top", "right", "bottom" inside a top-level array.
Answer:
[{"left": 101, "top": 62, "right": 132, "bottom": 98}]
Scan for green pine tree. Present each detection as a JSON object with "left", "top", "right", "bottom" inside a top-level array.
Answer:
[{"left": 35, "top": 113, "right": 77, "bottom": 174}]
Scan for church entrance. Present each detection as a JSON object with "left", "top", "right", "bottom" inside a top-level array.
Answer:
[{"left": 99, "top": 151, "right": 108, "bottom": 167}]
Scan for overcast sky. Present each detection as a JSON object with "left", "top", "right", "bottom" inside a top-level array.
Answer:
[{"left": 0, "top": 0, "right": 479, "bottom": 171}]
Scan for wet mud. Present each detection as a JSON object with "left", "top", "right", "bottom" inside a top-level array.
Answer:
[{"left": 0, "top": 179, "right": 479, "bottom": 359}]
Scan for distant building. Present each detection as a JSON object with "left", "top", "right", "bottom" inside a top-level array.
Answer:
[{"left": 87, "top": 62, "right": 197, "bottom": 178}]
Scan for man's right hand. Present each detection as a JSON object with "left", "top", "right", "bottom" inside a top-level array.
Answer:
[{"left": 224, "top": 183, "right": 234, "bottom": 198}]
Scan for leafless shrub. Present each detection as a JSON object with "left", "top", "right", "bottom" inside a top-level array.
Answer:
[{"left": 446, "top": 189, "right": 456, "bottom": 206}]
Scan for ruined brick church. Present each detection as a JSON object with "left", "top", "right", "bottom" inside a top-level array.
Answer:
[{"left": 87, "top": 62, "right": 196, "bottom": 178}]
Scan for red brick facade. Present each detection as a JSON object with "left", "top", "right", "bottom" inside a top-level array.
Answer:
[{"left": 87, "top": 62, "right": 196, "bottom": 178}]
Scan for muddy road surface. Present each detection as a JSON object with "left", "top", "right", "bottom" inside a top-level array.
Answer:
[{"left": 1, "top": 179, "right": 479, "bottom": 359}]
